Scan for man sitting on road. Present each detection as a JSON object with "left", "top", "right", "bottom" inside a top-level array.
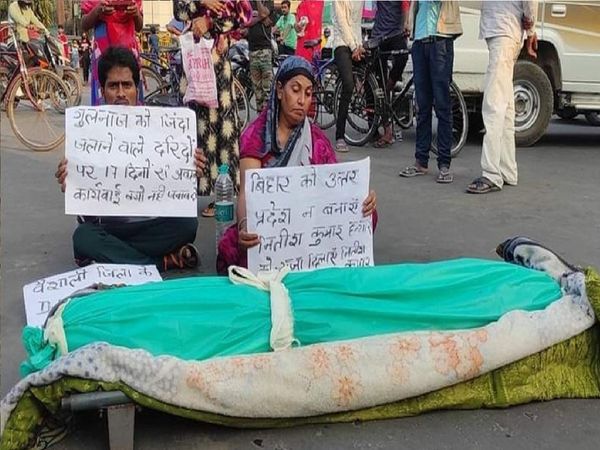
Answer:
[{"left": 55, "top": 47, "right": 206, "bottom": 271}]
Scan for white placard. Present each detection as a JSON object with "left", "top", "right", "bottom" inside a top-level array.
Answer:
[
  {"left": 65, "top": 105, "right": 197, "bottom": 217},
  {"left": 246, "top": 158, "right": 373, "bottom": 273},
  {"left": 23, "top": 264, "right": 163, "bottom": 327}
]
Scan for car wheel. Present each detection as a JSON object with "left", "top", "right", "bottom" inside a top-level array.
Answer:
[
  {"left": 556, "top": 107, "right": 578, "bottom": 120},
  {"left": 513, "top": 61, "right": 553, "bottom": 147},
  {"left": 585, "top": 112, "right": 600, "bottom": 126}
]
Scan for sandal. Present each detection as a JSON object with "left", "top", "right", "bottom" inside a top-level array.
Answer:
[
  {"left": 466, "top": 177, "right": 501, "bottom": 194},
  {"left": 373, "top": 137, "right": 394, "bottom": 148},
  {"left": 399, "top": 165, "right": 428, "bottom": 177},
  {"left": 201, "top": 202, "right": 215, "bottom": 218},
  {"left": 162, "top": 244, "right": 200, "bottom": 272},
  {"left": 436, "top": 167, "right": 454, "bottom": 184}
]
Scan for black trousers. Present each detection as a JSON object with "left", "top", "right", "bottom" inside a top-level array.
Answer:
[{"left": 334, "top": 46, "right": 354, "bottom": 141}]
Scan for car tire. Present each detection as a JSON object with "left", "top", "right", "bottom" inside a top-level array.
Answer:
[
  {"left": 513, "top": 61, "right": 553, "bottom": 147},
  {"left": 556, "top": 107, "right": 578, "bottom": 120},
  {"left": 585, "top": 112, "right": 600, "bottom": 126}
]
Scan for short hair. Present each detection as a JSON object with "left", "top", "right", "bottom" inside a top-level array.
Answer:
[
  {"left": 281, "top": 0, "right": 291, "bottom": 7},
  {"left": 98, "top": 47, "right": 140, "bottom": 89},
  {"left": 58, "top": 25, "right": 64, "bottom": 30}
]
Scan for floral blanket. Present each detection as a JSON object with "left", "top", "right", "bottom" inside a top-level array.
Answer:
[{"left": 1, "top": 238, "right": 599, "bottom": 450}]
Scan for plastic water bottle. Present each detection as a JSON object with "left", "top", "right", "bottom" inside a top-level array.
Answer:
[{"left": 215, "top": 164, "right": 235, "bottom": 249}]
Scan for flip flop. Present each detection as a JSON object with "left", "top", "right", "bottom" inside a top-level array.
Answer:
[
  {"left": 399, "top": 165, "right": 428, "bottom": 177},
  {"left": 373, "top": 137, "right": 394, "bottom": 148},
  {"left": 466, "top": 177, "right": 501, "bottom": 194},
  {"left": 201, "top": 202, "right": 215, "bottom": 218}
]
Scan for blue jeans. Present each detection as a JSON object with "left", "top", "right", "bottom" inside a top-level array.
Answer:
[{"left": 412, "top": 38, "right": 454, "bottom": 169}]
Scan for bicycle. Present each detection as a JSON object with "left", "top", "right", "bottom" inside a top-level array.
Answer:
[
  {"left": 0, "top": 23, "right": 72, "bottom": 151},
  {"left": 140, "top": 49, "right": 183, "bottom": 106},
  {"left": 302, "top": 39, "right": 338, "bottom": 130},
  {"left": 141, "top": 48, "right": 250, "bottom": 130},
  {"left": 335, "top": 36, "right": 468, "bottom": 157}
]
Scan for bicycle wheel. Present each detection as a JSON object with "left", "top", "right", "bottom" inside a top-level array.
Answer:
[
  {"left": 141, "top": 66, "right": 166, "bottom": 101},
  {"left": 62, "top": 68, "right": 82, "bottom": 106},
  {"left": 430, "top": 81, "right": 469, "bottom": 158},
  {"left": 6, "top": 68, "right": 70, "bottom": 151},
  {"left": 335, "top": 68, "right": 381, "bottom": 147},
  {"left": 232, "top": 76, "right": 249, "bottom": 130},
  {"left": 311, "top": 64, "right": 338, "bottom": 130}
]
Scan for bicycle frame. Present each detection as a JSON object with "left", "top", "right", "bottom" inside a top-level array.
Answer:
[
  {"left": 0, "top": 24, "right": 41, "bottom": 109},
  {"left": 359, "top": 45, "right": 413, "bottom": 127},
  {"left": 141, "top": 50, "right": 183, "bottom": 96}
]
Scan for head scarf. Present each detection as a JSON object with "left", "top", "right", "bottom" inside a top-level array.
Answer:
[{"left": 262, "top": 56, "right": 316, "bottom": 167}]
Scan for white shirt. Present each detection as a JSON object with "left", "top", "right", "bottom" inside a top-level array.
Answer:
[
  {"left": 480, "top": 0, "right": 538, "bottom": 42},
  {"left": 331, "top": 0, "right": 364, "bottom": 51}
]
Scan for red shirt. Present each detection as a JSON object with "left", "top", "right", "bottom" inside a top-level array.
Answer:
[
  {"left": 295, "top": 0, "right": 324, "bottom": 62},
  {"left": 58, "top": 32, "right": 69, "bottom": 58}
]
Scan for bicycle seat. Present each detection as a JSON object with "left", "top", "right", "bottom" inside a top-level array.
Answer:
[
  {"left": 303, "top": 39, "right": 321, "bottom": 49},
  {"left": 364, "top": 37, "right": 382, "bottom": 50}
]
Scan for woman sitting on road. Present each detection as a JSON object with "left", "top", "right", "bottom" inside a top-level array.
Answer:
[{"left": 216, "top": 56, "right": 377, "bottom": 274}]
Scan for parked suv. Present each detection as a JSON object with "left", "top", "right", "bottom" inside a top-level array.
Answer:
[{"left": 454, "top": 0, "right": 600, "bottom": 146}]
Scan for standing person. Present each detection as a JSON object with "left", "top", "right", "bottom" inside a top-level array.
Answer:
[
  {"left": 81, "top": 0, "right": 144, "bottom": 106},
  {"left": 174, "top": 0, "right": 252, "bottom": 218},
  {"left": 274, "top": 0, "right": 296, "bottom": 56},
  {"left": 71, "top": 40, "right": 80, "bottom": 70},
  {"left": 148, "top": 25, "right": 160, "bottom": 58},
  {"left": 371, "top": 0, "right": 410, "bottom": 148},
  {"left": 246, "top": 0, "right": 275, "bottom": 113},
  {"left": 55, "top": 47, "right": 203, "bottom": 271},
  {"left": 294, "top": 0, "right": 323, "bottom": 62},
  {"left": 467, "top": 1, "right": 538, "bottom": 194},
  {"left": 331, "top": 0, "right": 364, "bottom": 153},
  {"left": 57, "top": 25, "right": 70, "bottom": 59},
  {"left": 80, "top": 32, "right": 92, "bottom": 85},
  {"left": 7, "top": 0, "right": 48, "bottom": 43},
  {"left": 399, "top": 0, "right": 462, "bottom": 184}
]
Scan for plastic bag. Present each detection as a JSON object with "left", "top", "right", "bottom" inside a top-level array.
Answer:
[{"left": 180, "top": 33, "right": 218, "bottom": 108}]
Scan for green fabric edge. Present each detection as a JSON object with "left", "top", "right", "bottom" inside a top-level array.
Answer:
[{"left": 3, "top": 268, "right": 600, "bottom": 450}]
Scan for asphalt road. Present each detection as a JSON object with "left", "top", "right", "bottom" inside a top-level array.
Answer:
[{"left": 1, "top": 98, "right": 599, "bottom": 449}]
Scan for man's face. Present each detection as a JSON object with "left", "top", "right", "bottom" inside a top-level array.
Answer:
[
  {"left": 282, "top": 4, "right": 289, "bottom": 15},
  {"left": 101, "top": 66, "right": 138, "bottom": 106}
]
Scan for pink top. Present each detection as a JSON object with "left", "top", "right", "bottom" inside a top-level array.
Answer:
[{"left": 240, "top": 109, "right": 337, "bottom": 166}]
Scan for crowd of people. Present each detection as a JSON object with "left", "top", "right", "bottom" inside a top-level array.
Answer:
[{"left": 6, "top": 0, "right": 538, "bottom": 274}]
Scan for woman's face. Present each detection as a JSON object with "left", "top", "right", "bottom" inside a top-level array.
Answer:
[{"left": 277, "top": 75, "right": 313, "bottom": 126}]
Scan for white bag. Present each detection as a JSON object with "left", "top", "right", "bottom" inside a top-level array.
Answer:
[{"left": 180, "top": 33, "right": 219, "bottom": 109}]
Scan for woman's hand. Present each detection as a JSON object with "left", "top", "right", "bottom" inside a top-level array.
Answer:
[
  {"left": 238, "top": 219, "right": 260, "bottom": 250},
  {"left": 192, "top": 16, "right": 210, "bottom": 38},
  {"left": 194, "top": 148, "right": 207, "bottom": 177},
  {"left": 55, "top": 158, "right": 68, "bottom": 193},
  {"left": 202, "top": 0, "right": 226, "bottom": 15},
  {"left": 362, "top": 190, "right": 376, "bottom": 217}
]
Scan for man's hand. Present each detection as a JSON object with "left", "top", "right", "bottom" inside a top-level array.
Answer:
[
  {"left": 352, "top": 46, "right": 365, "bottom": 62},
  {"left": 55, "top": 158, "right": 68, "bottom": 193},
  {"left": 526, "top": 32, "right": 538, "bottom": 58},
  {"left": 125, "top": 1, "right": 140, "bottom": 17},
  {"left": 194, "top": 148, "right": 207, "bottom": 178},
  {"left": 99, "top": 0, "right": 115, "bottom": 16},
  {"left": 202, "top": 0, "right": 226, "bottom": 15}
]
